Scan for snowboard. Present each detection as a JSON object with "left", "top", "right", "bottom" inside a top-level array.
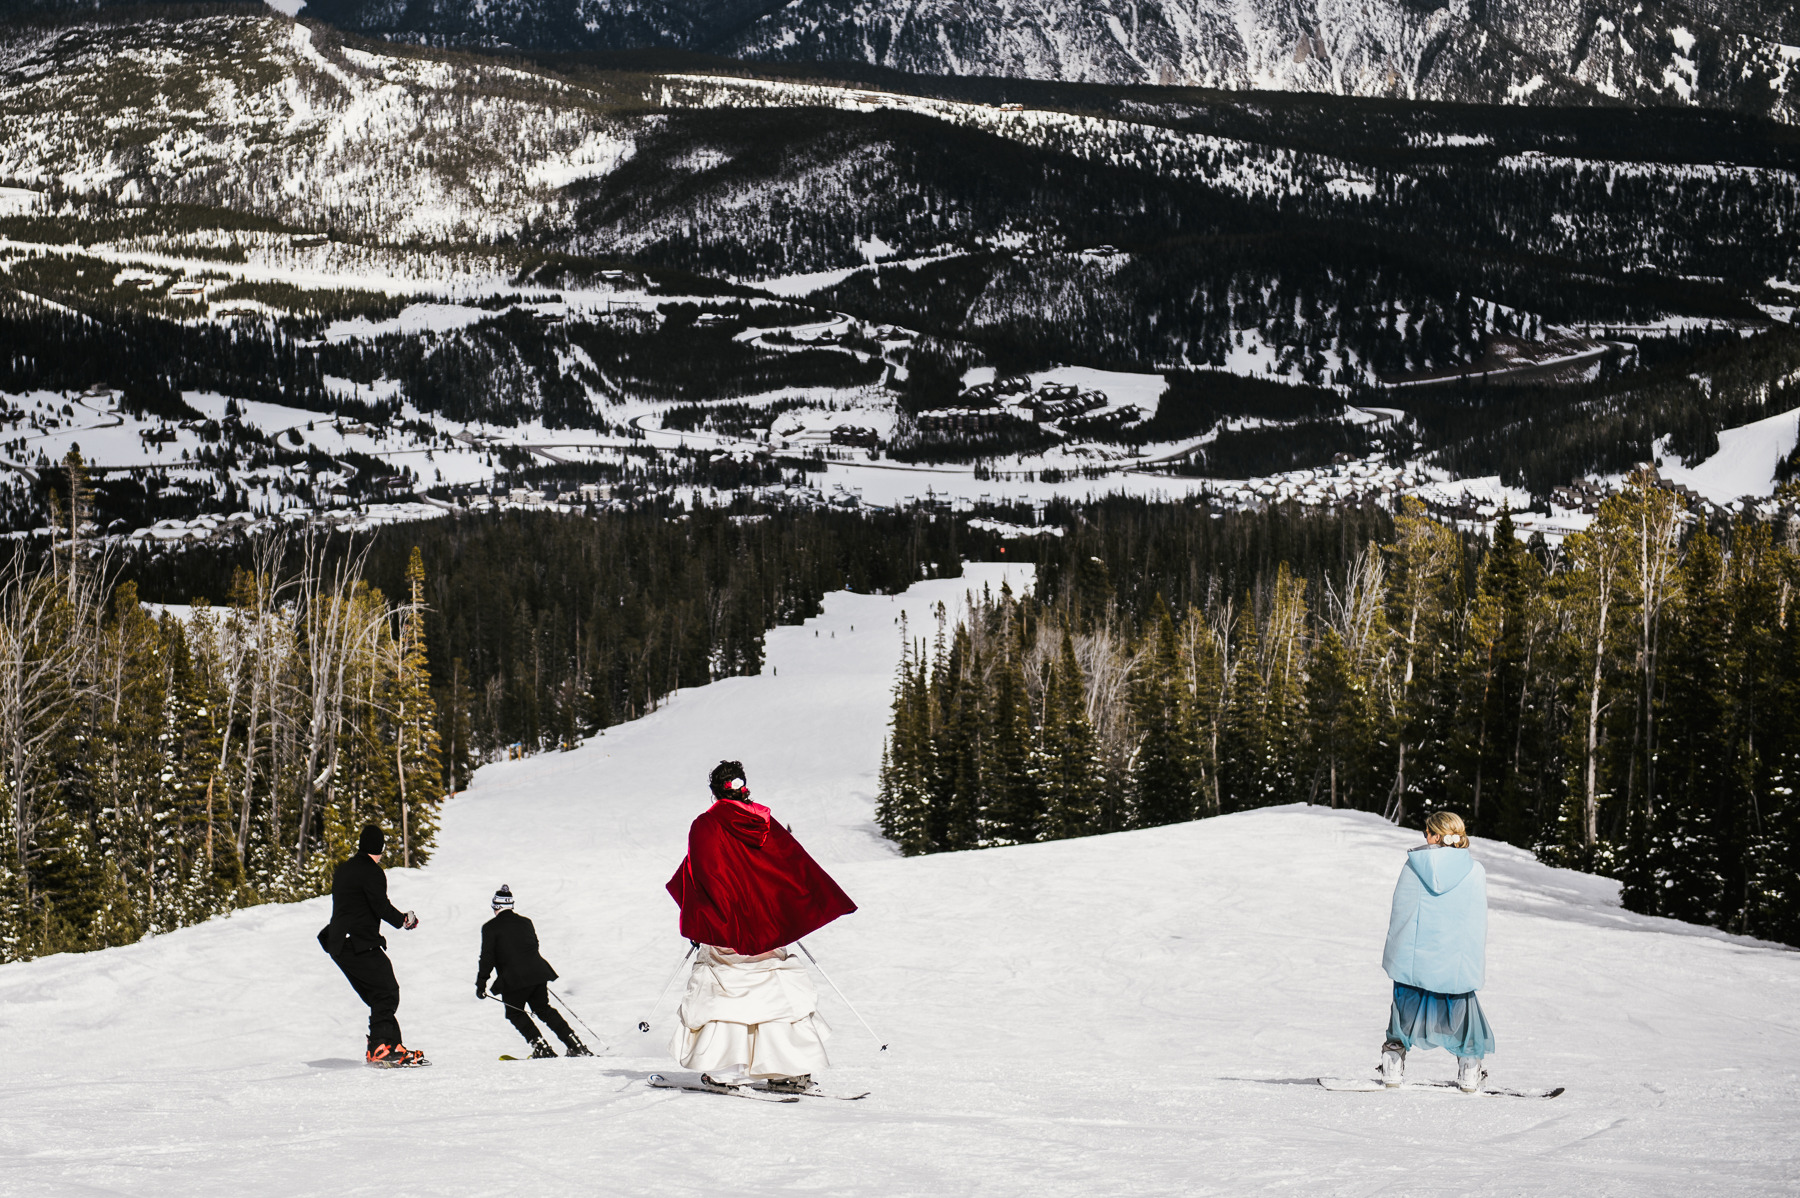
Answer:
[
  {"left": 366, "top": 1056, "right": 430, "bottom": 1069},
  {"left": 647, "top": 1074, "right": 799, "bottom": 1102},
  {"left": 1318, "top": 1077, "right": 1563, "bottom": 1099}
]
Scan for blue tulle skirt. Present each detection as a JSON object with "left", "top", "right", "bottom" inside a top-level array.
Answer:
[{"left": 1386, "top": 982, "right": 1495, "bottom": 1059}]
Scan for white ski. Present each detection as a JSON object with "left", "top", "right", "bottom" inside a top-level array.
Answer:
[{"left": 647, "top": 1074, "right": 799, "bottom": 1102}]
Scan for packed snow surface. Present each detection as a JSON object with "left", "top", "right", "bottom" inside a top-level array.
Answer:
[
  {"left": 1658, "top": 404, "right": 1800, "bottom": 505},
  {"left": 3, "top": 564, "right": 1799, "bottom": 1196}
]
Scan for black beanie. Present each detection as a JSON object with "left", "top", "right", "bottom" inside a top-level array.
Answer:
[
  {"left": 358, "top": 825, "right": 385, "bottom": 855},
  {"left": 709, "top": 760, "right": 747, "bottom": 800}
]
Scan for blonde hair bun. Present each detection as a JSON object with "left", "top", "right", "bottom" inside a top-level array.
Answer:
[{"left": 1425, "top": 810, "right": 1471, "bottom": 849}]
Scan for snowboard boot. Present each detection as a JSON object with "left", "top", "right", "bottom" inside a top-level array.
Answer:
[
  {"left": 1378, "top": 1039, "right": 1406, "bottom": 1088},
  {"left": 561, "top": 1036, "right": 594, "bottom": 1058},
  {"left": 764, "top": 1074, "right": 813, "bottom": 1094},
  {"left": 528, "top": 1037, "right": 559, "bottom": 1060},
  {"left": 366, "top": 1043, "right": 404, "bottom": 1068},
  {"left": 397, "top": 1045, "right": 429, "bottom": 1067},
  {"left": 1456, "top": 1056, "right": 1487, "bottom": 1093}
]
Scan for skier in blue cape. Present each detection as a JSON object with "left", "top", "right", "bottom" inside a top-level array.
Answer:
[{"left": 1377, "top": 810, "right": 1494, "bottom": 1092}]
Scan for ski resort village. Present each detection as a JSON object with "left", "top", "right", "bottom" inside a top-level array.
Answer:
[{"left": 2, "top": 4, "right": 1799, "bottom": 1195}]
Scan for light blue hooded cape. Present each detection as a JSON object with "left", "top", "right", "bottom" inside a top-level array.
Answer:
[{"left": 1381, "top": 846, "right": 1487, "bottom": 995}]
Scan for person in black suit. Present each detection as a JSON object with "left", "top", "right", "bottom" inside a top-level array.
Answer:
[
  {"left": 477, "top": 885, "right": 592, "bottom": 1058},
  {"left": 320, "top": 825, "right": 424, "bottom": 1066}
]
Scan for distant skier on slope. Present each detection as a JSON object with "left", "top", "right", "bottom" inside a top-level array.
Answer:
[
  {"left": 476, "top": 884, "right": 594, "bottom": 1059},
  {"left": 318, "top": 825, "right": 425, "bottom": 1067},
  {"left": 1377, "top": 810, "right": 1493, "bottom": 1092},
  {"left": 664, "top": 760, "right": 857, "bottom": 1094}
]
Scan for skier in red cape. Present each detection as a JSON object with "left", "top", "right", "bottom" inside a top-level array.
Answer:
[{"left": 665, "top": 760, "right": 856, "bottom": 1093}]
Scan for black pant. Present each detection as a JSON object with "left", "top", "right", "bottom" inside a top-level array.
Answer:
[
  {"left": 335, "top": 946, "right": 402, "bottom": 1050},
  {"left": 500, "top": 982, "right": 574, "bottom": 1047}
]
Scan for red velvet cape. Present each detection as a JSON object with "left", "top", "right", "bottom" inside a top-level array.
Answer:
[{"left": 666, "top": 797, "right": 857, "bottom": 955}]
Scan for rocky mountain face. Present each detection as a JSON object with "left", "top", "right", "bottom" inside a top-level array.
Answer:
[{"left": 286, "top": 0, "right": 1800, "bottom": 119}]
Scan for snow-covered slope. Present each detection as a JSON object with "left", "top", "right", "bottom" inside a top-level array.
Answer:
[
  {"left": 0, "top": 15, "right": 634, "bottom": 241},
  {"left": 2, "top": 564, "right": 1798, "bottom": 1195}
]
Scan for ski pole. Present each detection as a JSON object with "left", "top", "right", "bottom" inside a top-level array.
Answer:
[
  {"left": 638, "top": 940, "right": 698, "bottom": 1033},
  {"left": 796, "top": 939, "right": 888, "bottom": 1051},
  {"left": 546, "top": 984, "right": 605, "bottom": 1046},
  {"left": 484, "top": 992, "right": 609, "bottom": 1053}
]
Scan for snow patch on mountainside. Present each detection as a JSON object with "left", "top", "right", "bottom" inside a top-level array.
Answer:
[
  {"left": 658, "top": 75, "right": 1384, "bottom": 202},
  {"left": 1656, "top": 404, "right": 1800, "bottom": 504}
]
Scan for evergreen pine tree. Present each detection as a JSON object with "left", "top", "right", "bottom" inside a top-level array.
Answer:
[
  {"left": 390, "top": 548, "right": 443, "bottom": 868},
  {"left": 1306, "top": 628, "right": 1370, "bottom": 808},
  {"left": 1261, "top": 565, "right": 1311, "bottom": 808},
  {"left": 159, "top": 614, "right": 223, "bottom": 928},
  {"left": 1218, "top": 606, "right": 1267, "bottom": 813},
  {"left": 985, "top": 644, "right": 1039, "bottom": 844},
  {"left": 942, "top": 632, "right": 986, "bottom": 852},
  {"left": 1652, "top": 530, "right": 1729, "bottom": 924},
  {"left": 1462, "top": 508, "right": 1547, "bottom": 847},
  {"left": 1040, "top": 632, "right": 1103, "bottom": 839},
  {"left": 1132, "top": 595, "right": 1191, "bottom": 827},
  {"left": 875, "top": 639, "right": 933, "bottom": 856}
]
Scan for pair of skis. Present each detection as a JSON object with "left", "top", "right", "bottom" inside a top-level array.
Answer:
[
  {"left": 1318, "top": 1076, "right": 1564, "bottom": 1098},
  {"left": 647, "top": 1073, "right": 869, "bottom": 1102}
]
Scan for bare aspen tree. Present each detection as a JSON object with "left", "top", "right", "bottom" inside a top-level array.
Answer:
[
  {"left": 0, "top": 545, "right": 108, "bottom": 901},
  {"left": 1566, "top": 498, "right": 1631, "bottom": 851},
  {"left": 292, "top": 536, "right": 384, "bottom": 872},
  {"left": 1620, "top": 471, "right": 1685, "bottom": 833}
]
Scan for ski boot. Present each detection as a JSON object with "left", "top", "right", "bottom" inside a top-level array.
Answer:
[
  {"left": 764, "top": 1074, "right": 813, "bottom": 1094},
  {"left": 700, "top": 1072, "right": 744, "bottom": 1091},
  {"left": 528, "top": 1037, "right": 559, "bottom": 1059},
  {"left": 562, "top": 1036, "right": 594, "bottom": 1058},
  {"left": 1456, "top": 1056, "right": 1487, "bottom": 1093},
  {"left": 1378, "top": 1039, "right": 1406, "bottom": 1088}
]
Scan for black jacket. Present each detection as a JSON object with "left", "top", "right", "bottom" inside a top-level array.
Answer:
[
  {"left": 319, "top": 853, "right": 407, "bottom": 959},
  {"left": 477, "top": 910, "right": 558, "bottom": 993}
]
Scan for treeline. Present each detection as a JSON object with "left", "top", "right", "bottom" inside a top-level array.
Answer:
[
  {"left": 881, "top": 487, "right": 1800, "bottom": 945},
  {"left": 130, "top": 506, "right": 981, "bottom": 783},
  {"left": 0, "top": 289, "right": 333, "bottom": 420},
  {"left": 10, "top": 500, "right": 984, "bottom": 960},
  {"left": 0, "top": 458, "right": 442, "bottom": 961}
]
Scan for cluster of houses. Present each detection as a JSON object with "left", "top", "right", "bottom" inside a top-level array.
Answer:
[
  {"left": 1552, "top": 465, "right": 1717, "bottom": 517},
  {"left": 828, "top": 426, "right": 882, "bottom": 448},
  {"left": 912, "top": 377, "right": 1123, "bottom": 435},
  {"left": 915, "top": 407, "right": 1014, "bottom": 433},
  {"left": 501, "top": 482, "right": 610, "bottom": 507}
]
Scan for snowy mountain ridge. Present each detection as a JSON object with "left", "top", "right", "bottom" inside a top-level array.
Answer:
[{"left": 290, "top": 0, "right": 1800, "bottom": 122}]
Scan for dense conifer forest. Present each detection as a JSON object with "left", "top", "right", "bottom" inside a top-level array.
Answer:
[
  {"left": 878, "top": 489, "right": 1800, "bottom": 946},
  {"left": 0, "top": 497, "right": 979, "bottom": 960}
]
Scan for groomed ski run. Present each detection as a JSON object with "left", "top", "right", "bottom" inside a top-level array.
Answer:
[{"left": 1, "top": 564, "right": 1797, "bottom": 1196}]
